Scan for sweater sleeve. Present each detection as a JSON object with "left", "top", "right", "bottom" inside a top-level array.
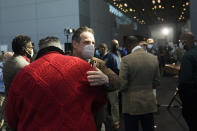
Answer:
[
  {"left": 77, "top": 58, "right": 107, "bottom": 112},
  {"left": 95, "top": 58, "right": 122, "bottom": 91}
]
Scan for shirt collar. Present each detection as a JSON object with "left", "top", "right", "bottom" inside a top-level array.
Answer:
[{"left": 132, "top": 45, "right": 142, "bottom": 53}]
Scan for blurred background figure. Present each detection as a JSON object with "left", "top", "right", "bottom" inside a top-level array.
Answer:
[
  {"left": 139, "top": 41, "right": 148, "bottom": 51},
  {"left": 0, "top": 51, "right": 5, "bottom": 61},
  {"left": 3, "top": 35, "right": 33, "bottom": 94},
  {"left": 98, "top": 43, "right": 108, "bottom": 60},
  {"left": 173, "top": 41, "right": 185, "bottom": 65},
  {"left": 105, "top": 39, "right": 121, "bottom": 75},
  {"left": 2, "top": 35, "right": 32, "bottom": 131},
  {"left": 0, "top": 51, "right": 14, "bottom": 131},
  {"left": 147, "top": 38, "right": 157, "bottom": 55},
  {"left": 178, "top": 32, "right": 197, "bottom": 131}
]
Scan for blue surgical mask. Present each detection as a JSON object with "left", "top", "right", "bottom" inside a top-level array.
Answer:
[{"left": 147, "top": 44, "right": 153, "bottom": 49}]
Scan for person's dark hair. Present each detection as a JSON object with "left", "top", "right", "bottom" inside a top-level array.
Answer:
[
  {"left": 72, "top": 26, "right": 94, "bottom": 43},
  {"left": 12, "top": 35, "right": 31, "bottom": 55},
  {"left": 125, "top": 36, "right": 139, "bottom": 46},
  {"left": 98, "top": 43, "right": 108, "bottom": 50},
  {"left": 180, "top": 32, "right": 195, "bottom": 43}
]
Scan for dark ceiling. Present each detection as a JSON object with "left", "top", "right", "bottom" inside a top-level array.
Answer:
[{"left": 107, "top": 0, "right": 190, "bottom": 25}]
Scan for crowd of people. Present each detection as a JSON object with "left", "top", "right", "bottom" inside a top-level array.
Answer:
[{"left": 0, "top": 26, "right": 196, "bottom": 131}]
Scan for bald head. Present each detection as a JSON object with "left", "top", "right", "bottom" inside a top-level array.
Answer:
[{"left": 111, "top": 39, "right": 119, "bottom": 53}]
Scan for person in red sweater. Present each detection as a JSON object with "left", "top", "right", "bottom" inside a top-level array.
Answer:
[{"left": 5, "top": 36, "right": 106, "bottom": 131}]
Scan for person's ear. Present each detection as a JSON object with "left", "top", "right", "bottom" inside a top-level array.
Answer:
[{"left": 72, "top": 40, "right": 78, "bottom": 49}]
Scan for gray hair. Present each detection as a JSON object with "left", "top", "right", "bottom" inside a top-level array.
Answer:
[{"left": 39, "top": 36, "right": 62, "bottom": 50}]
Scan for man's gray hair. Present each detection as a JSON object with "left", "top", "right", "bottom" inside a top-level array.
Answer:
[{"left": 39, "top": 36, "right": 62, "bottom": 50}]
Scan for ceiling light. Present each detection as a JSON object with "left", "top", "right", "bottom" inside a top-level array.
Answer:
[
  {"left": 162, "top": 28, "right": 169, "bottom": 36},
  {"left": 124, "top": 3, "right": 128, "bottom": 7},
  {"left": 152, "top": 0, "right": 156, "bottom": 4},
  {"left": 186, "top": 2, "right": 189, "bottom": 6}
]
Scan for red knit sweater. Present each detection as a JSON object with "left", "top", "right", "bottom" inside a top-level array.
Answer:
[{"left": 6, "top": 52, "right": 106, "bottom": 131}]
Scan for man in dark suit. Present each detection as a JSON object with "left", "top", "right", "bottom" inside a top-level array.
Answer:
[{"left": 178, "top": 32, "right": 197, "bottom": 131}]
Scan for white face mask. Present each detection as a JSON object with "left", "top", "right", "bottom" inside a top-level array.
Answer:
[
  {"left": 179, "top": 42, "right": 184, "bottom": 49},
  {"left": 30, "top": 49, "right": 34, "bottom": 57},
  {"left": 147, "top": 44, "right": 153, "bottom": 49},
  {"left": 82, "top": 44, "right": 95, "bottom": 60}
]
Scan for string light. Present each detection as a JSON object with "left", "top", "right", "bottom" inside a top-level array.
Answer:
[
  {"left": 109, "top": 0, "right": 188, "bottom": 24},
  {"left": 124, "top": 3, "right": 128, "bottom": 7}
]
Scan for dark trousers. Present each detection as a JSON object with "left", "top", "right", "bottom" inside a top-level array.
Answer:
[
  {"left": 179, "top": 88, "right": 197, "bottom": 131},
  {"left": 124, "top": 113, "right": 154, "bottom": 131}
]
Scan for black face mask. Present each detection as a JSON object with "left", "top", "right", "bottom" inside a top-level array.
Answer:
[{"left": 26, "top": 52, "right": 31, "bottom": 59}]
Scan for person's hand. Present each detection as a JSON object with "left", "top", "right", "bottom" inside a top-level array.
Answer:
[{"left": 87, "top": 67, "right": 109, "bottom": 86}]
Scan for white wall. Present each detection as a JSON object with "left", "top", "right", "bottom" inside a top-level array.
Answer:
[{"left": 0, "top": 0, "right": 80, "bottom": 51}]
